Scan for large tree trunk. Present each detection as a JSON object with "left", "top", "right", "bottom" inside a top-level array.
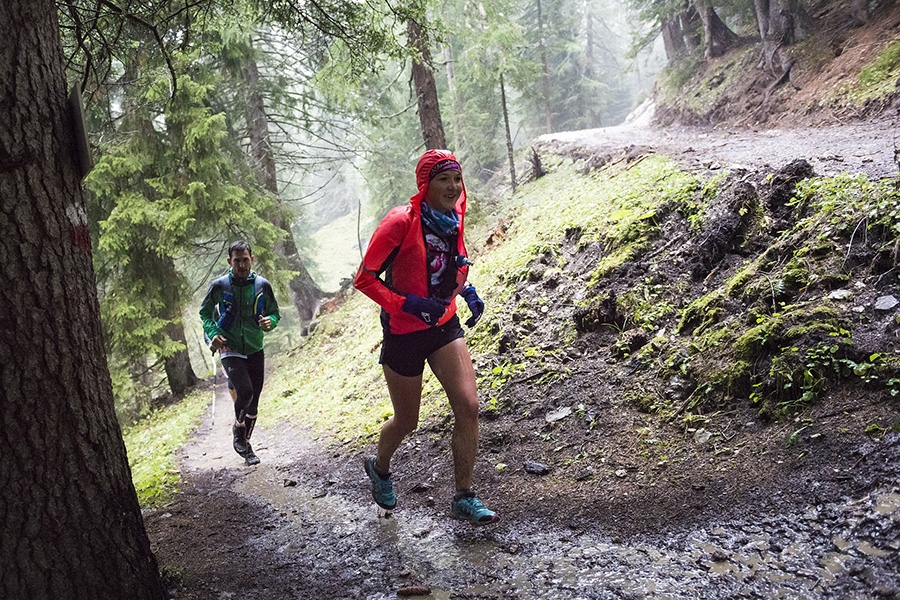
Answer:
[
  {"left": 661, "top": 15, "right": 687, "bottom": 63},
  {"left": 0, "top": 1, "right": 165, "bottom": 598},
  {"left": 242, "top": 46, "right": 325, "bottom": 333},
  {"left": 164, "top": 320, "right": 199, "bottom": 395},
  {"left": 695, "top": 0, "right": 739, "bottom": 59},
  {"left": 754, "top": 0, "right": 776, "bottom": 69},
  {"left": 408, "top": 19, "right": 446, "bottom": 150}
]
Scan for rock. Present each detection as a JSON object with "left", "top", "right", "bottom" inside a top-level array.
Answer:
[
  {"left": 827, "top": 289, "right": 852, "bottom": 300},
  {"left": 875, "top": 295, "right": 898, "bottom": 311},
  {"left": 545, "top": 406, "right": 572, "bottom": 422},
  {"left": 397, "top": 585, "right": 431, "bottom": 597},
  {"left": 574, "top": 467, "right": 594, "bottom": 481},
  {"left": 410, "top": 481, "right": 433, "bottom": 493},
  {"left": 524, "top": 460, "right": 552, "bottom": 475},
  {"left": 694, "top": 428, "right": 713, "bottom": 444}
]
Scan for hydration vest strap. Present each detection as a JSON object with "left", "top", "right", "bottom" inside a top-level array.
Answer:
[{"left": 215, "top": 274, "right": 268, "bottom": 330}]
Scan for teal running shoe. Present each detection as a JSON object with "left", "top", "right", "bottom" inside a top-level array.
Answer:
[
  {"left": 450, "top": 493, "right": 499, "bottom": 525},
  {"left": 364, "top": 456, "right": 397, "bottom": 510}
]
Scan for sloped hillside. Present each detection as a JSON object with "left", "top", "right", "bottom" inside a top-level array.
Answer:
[{"left": 653, "top": 0, "right": 900, "bottom": 127}]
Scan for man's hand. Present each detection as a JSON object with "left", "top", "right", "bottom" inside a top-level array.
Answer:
[
  {"left": 210, "top": 334, "right": 227, "bottom": 352},
  {"left": 258, "top": 315, "right": 273, "bottom": 331}
]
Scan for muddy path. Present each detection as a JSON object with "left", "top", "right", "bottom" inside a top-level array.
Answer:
[
  {"left": 532, "top": 108, "right": 899, "bottom": 181},
  {"left": 145, "top": 372, "right": 900, "bottom": 599}
]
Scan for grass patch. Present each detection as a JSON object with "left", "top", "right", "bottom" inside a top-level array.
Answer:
[
  {"left": 123, "top": 389, "right": 210, "bottom": 507},
  {"left": 826, "top": 37, "right": 900, "bottom": 107}
]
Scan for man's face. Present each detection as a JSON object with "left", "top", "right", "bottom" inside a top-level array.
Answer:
[{"left": 227, "top": 249, "right": 253, "bottom": 280}]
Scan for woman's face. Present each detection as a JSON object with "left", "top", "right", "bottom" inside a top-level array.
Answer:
[{"left": 425, "top": 170, "right": 463, "bottom": 213}]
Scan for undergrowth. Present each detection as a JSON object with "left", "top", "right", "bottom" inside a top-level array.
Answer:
[{"left": 123, "top": 388, "right": 209, "bottom": 507}]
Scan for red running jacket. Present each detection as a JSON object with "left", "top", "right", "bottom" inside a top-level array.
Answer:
[{"left": 354, "top": 150, "right": 470, "bottom": 334}]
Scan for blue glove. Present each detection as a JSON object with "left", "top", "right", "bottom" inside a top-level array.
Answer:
[
  {"left": 402, "top": 294, "right": 447, "bottom": 325},
  {"left": 461, "top": 285, "right": 484, "bottom": 327}
]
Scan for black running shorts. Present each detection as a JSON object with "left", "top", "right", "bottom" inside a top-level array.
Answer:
[{"left": 380, "top": 315, "right": 465, "bottom": 377}]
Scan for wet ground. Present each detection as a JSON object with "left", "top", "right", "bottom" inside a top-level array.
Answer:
[
  {"left": 145, "top": 381, "right": 900, "bottom": 599},
  {"left": 534, "top": 107, "right": 899, "bottom": 181}
]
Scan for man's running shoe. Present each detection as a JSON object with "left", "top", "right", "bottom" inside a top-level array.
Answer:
[
  {"left": 450, "top": 493, "right": 499, "bottom": 525},
  {"left": 364, "top": 456, "right": 397, "bottom": 510},
  {"left": 233, "top": 421, "right": 249, "bottom": 456},
  {"left": 243, "top": 445, "right": 260, "bottom": 466}
]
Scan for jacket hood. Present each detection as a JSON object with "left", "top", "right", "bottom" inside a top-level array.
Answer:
[{"left": 410, "top": 149, "right": 466, "bottom": 214}]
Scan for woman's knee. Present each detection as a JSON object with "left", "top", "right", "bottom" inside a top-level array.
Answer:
[
  {"left": 389, "top": 410, "right": 421, "bottom": 435},
  {"left": 451, "top": 394, "right": 480, "bottom": 424}
]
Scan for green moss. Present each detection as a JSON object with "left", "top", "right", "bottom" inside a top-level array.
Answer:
[
  {"left": 732, "top": 315, "right": 784, "bottom": 361},
  {"left": 123, "top": 389, "right": 209, "bottom": 507},
  {"left": 853, "top": 38, "right": 900, "bottom": 103},
  {"left": 677, "top": 291, "right": 725, "bottom": 334}
]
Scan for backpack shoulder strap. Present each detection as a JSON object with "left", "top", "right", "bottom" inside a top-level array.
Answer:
[
  {"left": 253, "top": 276, "right": 269, "bottom": 317},
  {"left": 212, "top": 274, "right": 232, "bottom": 295}
]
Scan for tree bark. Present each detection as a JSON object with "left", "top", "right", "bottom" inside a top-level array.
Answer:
[
  {"left": 242, "top": 45, "right": 325, "bottom": 332},
  {"left": 661, "top": 17, "right": 682, "bottom": 63},
  {"left": 0, "top": 0, "right": 165, "bottom": 598},
  {"left": 695, "top": 0, "right": 738, "bottom": 59},
  {"left": 850, "top": 0, "right": 868, "bottom": 25},
  {"left": 500, "top": 72, "right": 517, "bottom": 193},
  {"left": 408, "top": 19, "right": 446, "bottom": 150},
  {"left": 537, "top": 0, "right": 553, "bottom": 134},
  {"left": 164, "top": 320, "right": 199, "bottom": 395},
  {"left": 755, "top": 0, "right": 775, "bottom": 69}
]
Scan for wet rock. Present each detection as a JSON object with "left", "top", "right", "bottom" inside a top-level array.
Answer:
[
  {"left": 545, "top": 406, "right": 572, "bottom": 422},
  {"left": 575, "top": 467, "right": 594, "bottom": 481},
  {"left": 524, "top": 460, "right": 552, "bottom": 475},
  {"left": 397, "top": 585, "right": 431, "bottom": 596},
  {"left": 875, "top": 295, "right": 898, "bottom": 311},
  {"left": 693, "top": 428, "right": 713, "bottom": 444},
  {"left": 665, "top": 376, "right": 693, "bottom": 401}
]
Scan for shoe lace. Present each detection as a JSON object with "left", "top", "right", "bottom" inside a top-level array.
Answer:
[{"left": 457, "top": 496, "right": 485, "bottom": 514}]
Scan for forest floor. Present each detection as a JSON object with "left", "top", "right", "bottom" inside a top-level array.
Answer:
[{"left": 145, "top": 113, "right": 900, "bottom": 600}]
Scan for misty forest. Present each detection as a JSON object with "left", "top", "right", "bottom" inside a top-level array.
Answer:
[{"left": 3, "top": 0, "right": 899, "bottom": 598}]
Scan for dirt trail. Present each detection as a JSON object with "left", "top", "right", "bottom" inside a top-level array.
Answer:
[
  {"left": 146, "top": 361, "right": 900, "bottom": 599},
  {"left": 534, "top": 107, "right": 899, "bottom": 181}
]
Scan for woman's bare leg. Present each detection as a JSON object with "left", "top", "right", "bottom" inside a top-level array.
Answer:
[
  {"left": 427, "top": 338, "right": 480, "bottom": 491},
  {"left": 376, "top": 365, "right": 423, "bottom": 473}
]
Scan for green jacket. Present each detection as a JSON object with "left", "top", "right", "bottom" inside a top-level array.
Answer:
[{"left": 199, "top": 269, "right": 280, "bottom": 356}]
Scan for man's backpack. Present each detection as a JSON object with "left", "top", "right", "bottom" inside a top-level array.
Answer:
[{"left": 214, "top": 274, "right": 269, "bottom": 331}]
